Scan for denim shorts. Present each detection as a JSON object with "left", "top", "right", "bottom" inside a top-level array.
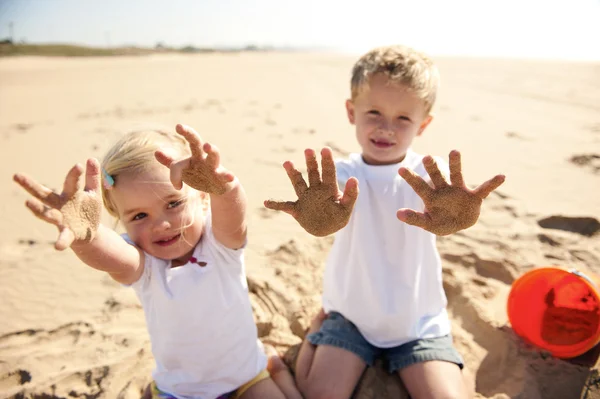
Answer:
[{"left": 307, "top": 311, "right": 464, "bottom": 373}]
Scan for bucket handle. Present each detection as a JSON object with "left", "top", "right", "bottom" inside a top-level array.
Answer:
[{"left": 569, "top": 268, "right": 599, "bottom": 290}]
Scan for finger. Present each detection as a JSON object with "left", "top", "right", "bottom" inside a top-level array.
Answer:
[
  {"left": 170, "top": 159, "right": 190, "bottom": 190},
  {"left": 217, "top": 170, "right": 235, "bottom": 183},
  {"left": 263, "top": 200, "right": 296, "bottom": 216},
  {"left": 155, "top": 150, "right": 174, "bottom": 168},
  {"left": 85, "top": 158, "right": 102, "bottom": 194},
  {"left": 62, "top": 163, "right": 83, "bottom": 198},
  {"left": 13, "top": 173, "right": 62, "bottom": 208},
  {"left": 203, "top": 142, "right": 220, "bottom": 169},
  {"left": 396, "top": 208, "right": 431, "bottom": 230},
  {"left": 55, "top": 228, "right": 75, "bottom": 251},
  {"left": 305, "top": 149, "right": 321, "bottom": 187},
  {"left": 176, "top": 124, "right": 204, "bottom": 159},
  {"left": 398, "top": 167, "right": 434, "bottom": 199},
  {"left": 472, "top": 174, "right": 506, "bottom": 199},
  {"left": 320, "top": 147, "right": 338, "bottom": 188},
  {"left": 283, "top": 161, "right": 308, "bottom": 197},
  {"left": 25, "top": 198, "right": 63, "bottom": 226},
  {"left": 340, "top": 177, "right": 359, "bottom": 210},
  {"left": 448, "top": 150, "right": 465, "bottom": 188},
  {"left": 423, "top": 156, "right": 449, "bottom": 188}
]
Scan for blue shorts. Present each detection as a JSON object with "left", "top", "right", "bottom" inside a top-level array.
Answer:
[{"left": 307, "top": 311, "right": 464, "bottom": 373}]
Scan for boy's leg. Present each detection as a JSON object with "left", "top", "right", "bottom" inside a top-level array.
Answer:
[
  {"left": 295, "top": 310, "right": 371, "bottom": 399},
  {"left": 398, "top": 361, "right": 470, "bottom": 399},
  {"left": 387, "top": 335, "right": 472, "bottom": 399}
]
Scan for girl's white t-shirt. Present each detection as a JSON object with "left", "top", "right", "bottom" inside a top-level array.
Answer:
[{"left": 127, "top": 217, "right": 266, "bottom": 399}]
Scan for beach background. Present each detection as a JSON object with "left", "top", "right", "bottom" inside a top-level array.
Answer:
[{"left": 1, "top": 1, "right": 599, "bottom": 398}]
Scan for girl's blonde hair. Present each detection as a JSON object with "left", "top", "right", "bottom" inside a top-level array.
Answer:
[
  {"left": 101, "top": 128, "right": 192, "bottom": 218},
  {"left": 350, "top": 45, "right": 440, "bottom": 113}
]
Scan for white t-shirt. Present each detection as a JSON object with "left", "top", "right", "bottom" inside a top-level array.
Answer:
[
  {"left": 127, "top": 217, "right": 266, "bottom": 399},
  {"left": 322, "top": 149, "right": 451, "bottom": 348}
]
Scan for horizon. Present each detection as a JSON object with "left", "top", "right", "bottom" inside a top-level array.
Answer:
[{"left": 1, "top": 0, "right": 599, "bottom": 62}]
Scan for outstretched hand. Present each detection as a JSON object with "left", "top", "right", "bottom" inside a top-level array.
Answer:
[
  {"left": 264, "top": 147, "right": 359, "bottom": 237},
  {"left": 397, "top": 150, "right": 505, "bottom": 235},
  {"left": 155, "top": 124, "right": 235, "bottom": 195},
  {"left": 13, "top": 159, "right": 102, "bottom": 250}
]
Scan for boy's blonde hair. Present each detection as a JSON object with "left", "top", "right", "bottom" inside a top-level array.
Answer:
[
  {"left": 350, "top": 45, "right": 440, "bottom": 113},
  {"left": 101, "top": 128, "right": 192, "bottom": 218}
]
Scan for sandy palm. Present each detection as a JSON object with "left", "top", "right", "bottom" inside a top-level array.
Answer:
[
  {"left": 13, "top": 159, "right": 102, "bottom": 250},
  {"left": 264, "top": 147, "right": 359, "bottom": 237},
  {"left": 155, "top": 124, "right": 235, "bottom": 195},
  {"left": 397, "top": 150, "right": 505, "bottom": 235}
]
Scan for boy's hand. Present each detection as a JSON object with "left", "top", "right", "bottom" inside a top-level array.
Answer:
[
  {"left": 264, "top": 147, "right": 359, "bottom": 237},
  {"left": 13, "top": 159, "right": 102, "bottom": 250},
  {"left": 397, "top": 150, "right": 505, "bottom": 235},
  {"left": 155, "top": 124, "right": 235, "bottom": 195}
]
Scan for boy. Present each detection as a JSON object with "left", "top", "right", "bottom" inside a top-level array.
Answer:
[{"left": 264, "top": 45, "right": 505, "bottom": 398}]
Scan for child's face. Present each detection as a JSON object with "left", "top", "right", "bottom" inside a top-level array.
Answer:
[
  {"left": 346, "top": 73, "right": 433, "bottom": 165},
  {"left": 110, "top": 166, "right": 206, "bottom": 264}
]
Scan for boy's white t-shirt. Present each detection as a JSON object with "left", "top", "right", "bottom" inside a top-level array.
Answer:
[
  {"left": 126, "top": 216, "right": 266, "bottom": 399},
  {"left": 323, "top": 149, "right": 451, "bottom": 348}
]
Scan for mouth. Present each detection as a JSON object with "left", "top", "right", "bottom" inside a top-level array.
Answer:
[
  {"left": 370, "top": 138, "right": 395, "bottom": 148},
  {"left": 154, "top": 233, "right": 181, "bottom": 247}
]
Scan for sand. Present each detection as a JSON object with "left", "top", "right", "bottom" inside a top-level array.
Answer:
[{"left": 0, "top": 52, "right": 599, "bottom": 399}]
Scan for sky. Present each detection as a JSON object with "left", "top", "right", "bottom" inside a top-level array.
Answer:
[{"left": 0, "top": 0, "right": 599, "bottom": 61}]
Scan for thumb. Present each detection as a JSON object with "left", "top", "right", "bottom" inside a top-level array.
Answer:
[{"left": 340, "top": 177, "right": 359, "bottom": 209}]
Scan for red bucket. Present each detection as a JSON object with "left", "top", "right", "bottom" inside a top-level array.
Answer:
[{"left": 507, "top": 267, "right": 600, "bottom": 358}]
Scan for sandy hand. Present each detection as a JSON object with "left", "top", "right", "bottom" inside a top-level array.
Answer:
[
  {"left": 13, "top": 159, "right": 102, "bottom": 250},
  {"left": 264, "top": 147, "right": 359, "bottom": 237},
  {"left": 397, "top": 150, "right": 505, "bottom": 236},
  {"left": 155, "top": 124, "right": 235, "bottom": 195}
]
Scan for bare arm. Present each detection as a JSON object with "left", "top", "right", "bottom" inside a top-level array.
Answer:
[
  {"left": 209, "top": 177, "right": 247, "bottom": 249},
  {"left": 13, "top": 159, "right": 144, "bottom": 285},
  {"left": 71, "top": 224, "right": 144, "bottom": 284},
  {"left": 155, "top": 123, "right": 247, "bottom": 249}
]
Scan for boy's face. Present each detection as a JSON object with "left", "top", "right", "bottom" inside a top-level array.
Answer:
[{"left": 346, "top": 73, "right": 432, "bottom": 165}]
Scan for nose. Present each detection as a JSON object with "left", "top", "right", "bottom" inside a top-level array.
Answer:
[
  {"left": 377, "top": 121, "right": 394, "bottom": 136},
  {"left": 153, "top": 217, "right": 172, "bottom": 232}
]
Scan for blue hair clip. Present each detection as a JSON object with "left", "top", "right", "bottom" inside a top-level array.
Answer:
[{"left": 102, "top": 169, "right": 114, "bottom": 189}]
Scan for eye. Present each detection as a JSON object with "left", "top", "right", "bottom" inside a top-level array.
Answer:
[
  {"left": 398, "top": 116, "right": 411, "bottom": 122},
  {"left": 367, "top": 110, "right": 380, "bottom": 116},
  {"left": 132, "top": 213, "right": 147, "bottom": 221},
  {"left": 168, "top": 198, "right": 185, "bottom": 209}
]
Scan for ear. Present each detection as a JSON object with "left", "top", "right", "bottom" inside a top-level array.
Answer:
[
  {"left": 345, "top": 99, "right": 356, "bottom": 125},
  {"left": 416, "top": 114, "right": 433, "bottom": 136}
]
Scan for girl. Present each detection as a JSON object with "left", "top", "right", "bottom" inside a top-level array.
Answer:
[{"left": 13, "top": 124, "right": 300, "bottom": 399}]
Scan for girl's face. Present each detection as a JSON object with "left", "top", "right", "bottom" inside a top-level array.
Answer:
[{"left": 110, "top": 166, "right": 206, "bottom": 266}]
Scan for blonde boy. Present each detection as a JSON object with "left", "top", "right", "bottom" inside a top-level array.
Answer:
[{"left": 265, "top": 45, "right": 505, "bottom": 398}]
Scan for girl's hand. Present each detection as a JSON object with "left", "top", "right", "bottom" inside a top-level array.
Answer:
[
  {"left": 13, "top": 159, "right": 103, "bottom": 250},
  {"left": 155, "top": 124, "right": 235, "bottom": 195}
]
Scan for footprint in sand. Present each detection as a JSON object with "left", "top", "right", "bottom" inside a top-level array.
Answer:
[
  {"left": 291, "top": 127, "right": 315, "bottom": 135},
  {"left": 569, "top": 154, "right": 600, "bottom": 174},
  {"left": 538, "top": 215, "right": 600, "bottom": 237},
  {"left": 506, "top": 131, "right": 532, "bottom": 141},
  {"left": 14, "top": 123, "right": 33, "bottom": 133}
]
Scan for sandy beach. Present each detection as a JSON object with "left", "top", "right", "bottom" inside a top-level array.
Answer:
[{"left": 0, "top": 52, "right": 599, "bottom": 398}]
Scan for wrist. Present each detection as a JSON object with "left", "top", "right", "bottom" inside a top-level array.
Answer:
[{"left": 211, "top": 177, "right": 240, "bottom": 197}]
